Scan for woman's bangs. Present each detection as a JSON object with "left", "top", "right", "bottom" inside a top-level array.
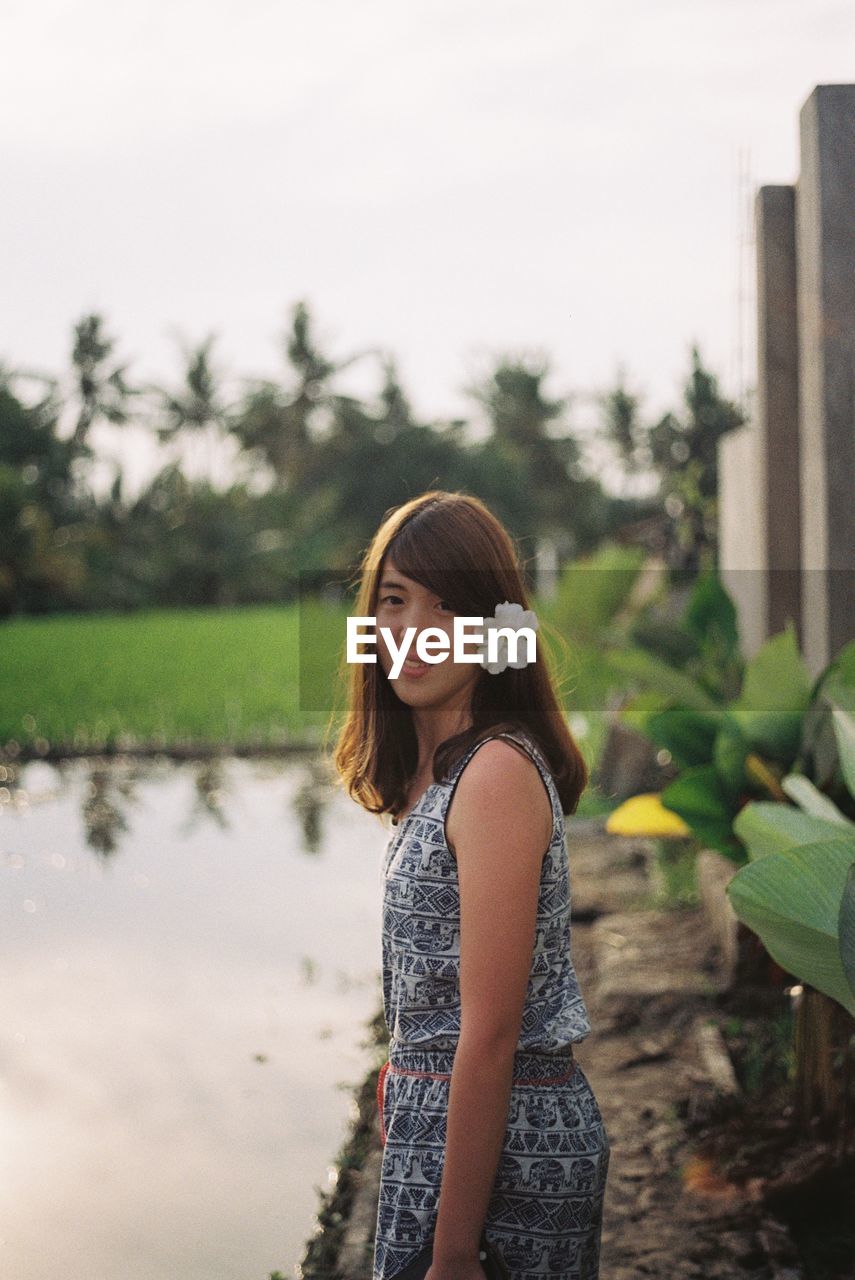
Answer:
[{"left": 384, "top": 529, "right": 490, "bottom": 615}]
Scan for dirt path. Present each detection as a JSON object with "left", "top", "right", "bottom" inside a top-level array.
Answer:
[
  {"left": 318, "top": 822, "right": 798, "bottom": 1280},
  {"left": 569, "top": 829, "right": 780, "bottom": 1279}
]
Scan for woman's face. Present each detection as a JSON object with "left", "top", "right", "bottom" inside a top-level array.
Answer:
[{"left": 374, "top": 556, "right": 481, "bottom": 714}]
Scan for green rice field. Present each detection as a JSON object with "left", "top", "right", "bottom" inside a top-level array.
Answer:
[
  {"left": 0, "top": 603, "right": 344, "bottom": 753},
  {"left": 1, "top": 586, "right": 631, "bottom": 814}
]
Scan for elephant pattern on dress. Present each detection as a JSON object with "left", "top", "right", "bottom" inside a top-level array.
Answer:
[{"left": 373, "top": 728, "right": 610, "bottom": 1280}]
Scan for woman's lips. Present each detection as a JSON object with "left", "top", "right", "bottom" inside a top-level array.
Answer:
[{"left": 401, "top": 657, "right": 431, "bottom": 677}]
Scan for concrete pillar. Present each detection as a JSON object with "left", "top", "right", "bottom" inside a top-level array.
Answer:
[
  {"left": 795, "top": 84, "right": 855, "bottom": 675},
  {"left": 755, "top": 184, "right": 802, "bottom": 644},
  {"left": 534, "top": 535, "right": 558, "bottom": 601},
  {"left": 719, "top": 423, "right": 767, "bottom": 657},
  {"left": 719, "top": 184, "right": 801, "bottom": 658}
]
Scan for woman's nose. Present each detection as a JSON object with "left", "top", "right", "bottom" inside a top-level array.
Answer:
[
  {"left": 394, "top": 616, "right": 418, "bottom": 643},
  {"left": 394, "top": 606, "right": 433, "bottom": 642}
]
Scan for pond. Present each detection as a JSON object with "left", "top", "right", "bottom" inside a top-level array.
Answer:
[{"left": 0, "top": 752, "right": 386, "bottom": 1280}]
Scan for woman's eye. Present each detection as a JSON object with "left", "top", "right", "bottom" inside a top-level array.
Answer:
[{"left": 378, "top": 594, "right": 452, "bottom": 610}]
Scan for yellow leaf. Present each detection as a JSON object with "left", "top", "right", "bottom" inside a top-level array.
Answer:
[{"left": 605, "top": 792, "right": 691, "bottom": 837}]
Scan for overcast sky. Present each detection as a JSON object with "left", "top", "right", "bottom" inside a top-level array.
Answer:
[{"left": 1, "top": 0, "right": 851, "bottom": 491}]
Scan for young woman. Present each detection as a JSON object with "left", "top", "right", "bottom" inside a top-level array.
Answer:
[{"left": 333, "top": 491, "right": 610, "bottom": 1280}]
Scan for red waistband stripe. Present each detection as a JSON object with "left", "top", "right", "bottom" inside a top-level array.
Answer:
[{"left": 376, "top": 1052, "right": 576, "bottom": 1146}]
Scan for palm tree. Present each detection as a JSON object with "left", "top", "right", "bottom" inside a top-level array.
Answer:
[
  {"left": 467, "top": 354, "right": 605, "bottom": 560},
  {"left": 600, "top": 366, "right": 643, "bottom": 469},
  {"left": 69, "top": 313, "right": 134, "bottom": 448},
  {"left": 156, "top": 335, "right": 228, "bottom": 482},
  {"left": 228, "top": 300, "right": 377, "bottom": 488},
  {"left": 599, "top": 347, "right": 746, "bottom": 572}
]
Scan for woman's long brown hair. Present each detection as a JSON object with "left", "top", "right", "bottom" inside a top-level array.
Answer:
[{"left": 330, "top": 490, "right": 588, "bottom": 817}]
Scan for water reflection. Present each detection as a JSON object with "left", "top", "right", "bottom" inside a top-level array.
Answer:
[
  {"left": 0, "top": 751, "right": 337, "bottom": 860},
  {"left": 82, "top": 766, "right": 136, "bottom": 854},
  {"left": 189, "top": 756, "right": 230, "bottom": 829},
  {"left": 0, "top": 753, "right": 385, "bottom": 1280},
  {"left": 291, "top": 757, "right": 334, "bottom": 856}
]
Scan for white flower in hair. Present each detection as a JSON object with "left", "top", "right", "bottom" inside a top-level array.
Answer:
[{"left": 478, "top": 601, "right": 539, "bottom": 674}]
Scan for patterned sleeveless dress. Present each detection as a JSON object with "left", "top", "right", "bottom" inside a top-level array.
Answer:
[{"left": 373, "top": 727, "right": 610, "bottom": 1280}]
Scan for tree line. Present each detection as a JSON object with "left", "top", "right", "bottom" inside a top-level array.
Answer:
[{"left": 0, "top": 301, "right": 744, "bottom": 617}]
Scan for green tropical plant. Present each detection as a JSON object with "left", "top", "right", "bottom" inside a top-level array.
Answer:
[
  {"left": 613, "top": 567, "right": 743, "bottom": 710},
  {"left": 608, "top": 590, "right": 855, "bottom": 1125},
  {"left": 608, "top": 569, "right": 854, "bottom": 862},
  {"left": 728, "top": 834, "right": 855, "bottom": 1016},
  {"left": 726, "top": 714, "right": 855, "bottom": 1132}
]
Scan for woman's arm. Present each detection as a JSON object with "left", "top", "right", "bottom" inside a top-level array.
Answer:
[{"left": 427, "top": 741, "right": 553, "bottom": 1280}]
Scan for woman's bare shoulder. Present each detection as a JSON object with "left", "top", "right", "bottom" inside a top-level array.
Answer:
[
  {"left": 464, "top": 735, "right": 540, "bottom": 782},
  {"left": 446, "top": 737, "right": 552, "bottom": 855}
]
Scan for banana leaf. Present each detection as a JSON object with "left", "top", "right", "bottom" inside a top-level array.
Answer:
[
  {"left": 641, "top": 707, "right": 721, "bottom": 767},
  {"left": 618, "top": 688, "right": 673, "bottom": 735},
  {"left": 812, "top": 642, "right": 855, "bottom": 713},
  {"left": 683, "top": 570, "right": 740, "bottom": 663},
  {"left": 713, "top": 721, "right": 750, "bottom": 796},
  {"left": 841, "top": 864, "right": 855, "bottom": 999},
  {"left": 782, "top": 774, "right": 852, "bottom": 826},
  {"left": 727, "top": 838, "right": 855, "bottom": 1017},
  {"left": 738, "top": 624, "right": 811, "bottom": 715},
  {"left": 661, "top": 764, "right": 742, "bottom": 859},
  {"left": 627, "top": 617, "right": 700, "bottom": 668},
  {"left": 831, "top": 705, "right": 855, "bottom": 797},
  {"left": 733, "top": 800, "right": 852, "bottom": 860},
  {"left": 607, "top": 647, "right": 719, "bottom": 712},
  {"left": 797, "top": 642, "right": 855, "bottom": 786},
  {"left": 726, "top": 706, "right": 804, "bottom": 762}
]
